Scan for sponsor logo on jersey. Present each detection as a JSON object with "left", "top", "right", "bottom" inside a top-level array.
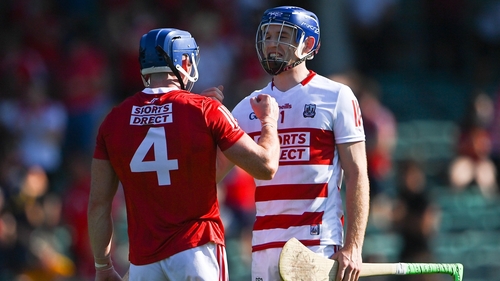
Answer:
[
  {"left": 146, "top": 97, "right": 159, "bottom": 104},
  {"left": 130, "top": 103, "right": 173, "bottom": 125},
  {"left": 303, "top": 104, "right": 316, "bottom": 118},
  {"left": 279, "top": 103, "right": 292, "bottom": 110},
  {"left": 255, "top": 131, "right": 311, "bottom": 162}
]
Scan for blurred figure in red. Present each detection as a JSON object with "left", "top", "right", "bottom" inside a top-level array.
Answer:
[{"left": 448, "top": 90, "right": 497, "bottom": 197}]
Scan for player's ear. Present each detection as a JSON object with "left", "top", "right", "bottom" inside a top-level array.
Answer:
[{"left": 303, "top": 36, "right": 315, "bottom": 54}]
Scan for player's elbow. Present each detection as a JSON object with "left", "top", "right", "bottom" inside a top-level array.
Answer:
[{"left": 253, "top": 161, "right": 279, "bottom": 180}]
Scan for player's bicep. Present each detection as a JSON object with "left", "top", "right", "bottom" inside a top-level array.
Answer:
[
  {"left": 334, "top": 86, "right": 365, "bottom": 142},
  {"left": 337, "top": 141, "right": 368, "bottom": 181}
]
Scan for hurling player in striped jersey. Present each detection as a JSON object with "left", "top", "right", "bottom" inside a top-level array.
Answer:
[
  {"left": 88, "top": 28, "right": 280, "bottom": 281},
  {"left": 217, "top": 6, "right": 370, "bottom": 281}
]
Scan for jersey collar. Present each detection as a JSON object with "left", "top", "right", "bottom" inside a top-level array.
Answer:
[
  {"left": 142, "top": 87, "right": 176, "bottom": 94},
  {"left": 271, "top": 70, "right": 316, "bottom": 90}
]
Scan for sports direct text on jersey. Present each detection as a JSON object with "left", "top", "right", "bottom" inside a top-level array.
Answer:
[
  {"left": 255, "top": 132, "right": 311, "bottom": 162},
  {"left": 130, "top": 104, "right": 173, "bottom": 125}
]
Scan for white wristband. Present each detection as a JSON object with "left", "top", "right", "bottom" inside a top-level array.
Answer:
[
  {"left": 95, "top": 262, "right": 110, "bottom": 268},
  {"left": 261, "top": 122, "right": 275, "bottom": 129}
]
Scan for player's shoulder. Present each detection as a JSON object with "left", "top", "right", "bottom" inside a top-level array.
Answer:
[{"left": 310, "top": 73, "right": 351, "bottom": 92}]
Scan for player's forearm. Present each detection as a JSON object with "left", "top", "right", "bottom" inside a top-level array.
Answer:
[
  {"left": 88, "top": 203, "right": 115, "bottom": 263},
  {"left": 88, "top": 159, "right": 119, "bottom": 264},
  {"left": 343, "top": 170, "right": 370, "bottom": 252},
  {"left": 255, "top": 123, "right": 280, "bottom": 177}
]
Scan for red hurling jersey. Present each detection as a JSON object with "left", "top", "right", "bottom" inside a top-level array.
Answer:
[{"left": 93, "top": 87, "right": 244, "bottom": 265}]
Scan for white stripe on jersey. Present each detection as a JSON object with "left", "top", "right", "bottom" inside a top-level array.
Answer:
[
  {"left": 255, "top": 164, "right": 339, "bottom": 186},
  {"left": 217, "top": 106, "right": 238, "bottom": 129}
]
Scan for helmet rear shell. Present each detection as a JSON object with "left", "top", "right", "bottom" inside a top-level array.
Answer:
[{"left": 139, "top": 28, "right": 200, "bottom": 75}]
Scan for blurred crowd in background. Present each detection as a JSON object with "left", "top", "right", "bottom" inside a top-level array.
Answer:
[{"left": 1, "top": 0, "right": 500, "bottom": 280}]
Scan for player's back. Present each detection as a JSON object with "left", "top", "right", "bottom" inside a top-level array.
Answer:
[{"left": 94, "top": 88, "right": 226, "bottom": 264}]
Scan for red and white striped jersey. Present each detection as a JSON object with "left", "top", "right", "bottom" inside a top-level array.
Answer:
[
  {"left": 231, "top": 71, "right": 365, "bottom": 252},
  {"left": 94, "top": 87, "right": 244, "bottom": 265}
]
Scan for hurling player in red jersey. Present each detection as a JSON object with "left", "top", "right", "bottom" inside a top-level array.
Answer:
[{"left": 87, "top": 28, "right": 280, "bottom": 281}]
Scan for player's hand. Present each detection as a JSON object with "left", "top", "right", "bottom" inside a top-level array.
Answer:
[
  {"left": 250, "top": 94, "right": 279, "bottom": 125},
  {"left": 330, "top": 247, "right": 362, "bottom": 281},
  {"left": 199, "top": 85, "right": 224, "bottom": 102},
  {"left": 95, "top": 265, "right": 122, "bottom": 281}
]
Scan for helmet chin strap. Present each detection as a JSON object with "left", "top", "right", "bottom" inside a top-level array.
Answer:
[{"left": 155, "top": 45, "right": 186, "bottom": 90}]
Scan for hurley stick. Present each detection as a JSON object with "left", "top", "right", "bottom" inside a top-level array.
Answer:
[{"left": 279, "top": 238, "right": 463, "bottom": 281}]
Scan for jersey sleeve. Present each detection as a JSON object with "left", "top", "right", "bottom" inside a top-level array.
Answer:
[
  {"left": 334, "top": 85, "right": 366, "bottom": 144},
  {"left": 205, "top": 100, "right": 245, "bottom": 151}
]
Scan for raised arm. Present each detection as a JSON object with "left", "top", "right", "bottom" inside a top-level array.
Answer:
[{"left": 219, "top": 94, "right": 280, "bottom": 181}]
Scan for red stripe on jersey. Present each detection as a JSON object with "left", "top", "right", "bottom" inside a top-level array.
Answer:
[
  {"left": 216, "top": 244, "right": 228, "bottom": 281},
  {"left": 253, "top": 212, "right": 324, "bottom": 230},
  {"left": 252, "top": 239, "right": 321, "bottom": 252},
  {"left": 255, "top": 183, "right": 328, "bottom": 202},
  {"left": 300, "top": 70, "right": 316, "bottom": 86},
  {"left": 352, "top": 99, "right": 362, "bottom": 127}
]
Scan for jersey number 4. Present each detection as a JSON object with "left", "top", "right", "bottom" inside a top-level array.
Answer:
[{"left": 129, "top": 127, "right": 179, "bottom": 186}]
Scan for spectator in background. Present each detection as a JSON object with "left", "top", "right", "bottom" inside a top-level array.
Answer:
[
  {"left": 60, "top": 34, "right": 113, "bottom": 156},
  {"left": 0, "top": 48, "right": 67, "bottom": 179},
  {"left": 331, "top": 71, "right": 397, "bottom": 198},
  {"left": 448, "top": 90, "right": 498, "bottom": 197},
  {"left": 105, "top": 9, "right": 159, "bottom": 100},
  {"left": 189, "top": 10, "right": 237, "bottom": 96},
  {"left": 490, "top": 87, "right": 500, "bottom": 189},
  {"left": 60, "top": 151, "right": 96, "bottom": 279},
  {"left": 392, "top": 159, "right": 441, "bottom": 281},
  {"left": 2, "top": 166, "right": 76, "bottom": 280}
]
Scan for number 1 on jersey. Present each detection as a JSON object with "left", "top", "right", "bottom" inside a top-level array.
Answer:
[{"left": 130, "top": 127, "right": 179, "bottom": 185}]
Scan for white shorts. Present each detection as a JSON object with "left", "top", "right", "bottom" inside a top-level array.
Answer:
[
  {"left": 129, "top": 242, "right": 228, "bottom": 281},
  {"left": 251, "top": 245, "right": 339, "bottom": 281}
]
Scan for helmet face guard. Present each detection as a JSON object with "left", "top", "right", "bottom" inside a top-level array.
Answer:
[
  {"left": 139, "top": 28, "right": 200, "bottom": 91},
  {"left": 256, "top": 23, "right": 303, "bottom": 76},
  {"left": 255, "top": 6, "right": 320, "bottom": 76}
]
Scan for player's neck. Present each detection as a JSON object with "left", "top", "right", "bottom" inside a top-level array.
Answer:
[
  {"left": 273, "top": 65, "right": 310, "bottom": 92},
  {"left": 149, "top": 75, "right": 182, "bottom": 89}
]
